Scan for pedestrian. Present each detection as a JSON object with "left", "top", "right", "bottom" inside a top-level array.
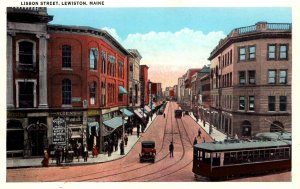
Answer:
[
  {"left": 120, "top": 140, "right": 124, "bottom": 155},
  {"left": 203, "top": 137, "right": 206, "bottom": 143},
  {"left": 137, "top": 126, "right": 140, "bottom": 137},
  {"left": 114, "top": 139, "right": 118, "bottom": 152},
  {"left": 41, "top": 150, "right": 49, "bottom": 167},
  {"left": 163, "top": 113, "right": 166, "bottom": 118},
  {"left": 203, "top": 121, "right": 206, "bottom": 127},
  {"left": 92, "top": 144, "right": 98, "bottom": 158},
  {"left": 193, "top": 137, "right": 197, "bottom": 145},
  {"left": 83, "top": 144, "right": 88, "bottom": 162},
  {"left": 104, "top": 140, "right": 108, "bottom": 154},
  {"left": 55, "top": 146, "right": 61, "bottom": 165},
  {"left": 198, "top": 128, "right": 202, "bottom": 138},
  {"left": 169, "top": 142, "right": 174, "bottom": 157},
  {"left": 124, "top": 134, "right": 128, "bottom": 146},
  {"left": 130, "top": 127, "right": 133, "bottom": 135},
  {"left": 108, "top": 138, "right": 113, "bottom": 157},
  {"left": 77, "top": 142, "right": 82, "bottom": 161},
  {"left": 61, "top": 146, "right": 66, "bottom": 163}
]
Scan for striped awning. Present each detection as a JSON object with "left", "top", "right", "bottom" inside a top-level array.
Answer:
[{"left": 103, "top": 117, "right": 127, "bottom": 129}]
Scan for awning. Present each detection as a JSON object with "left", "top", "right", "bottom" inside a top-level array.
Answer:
[
  {"left": 144, "top": 105, "right": 152, "bottom": 112},
  {"left": 103, "top": 117, "right": 127, "bottom": 129},
  {"left": 118, "top": 86, "right": 128, "bottom": 94},
  {"left": 120, "top": 108, "right": 134, "bottom": 117}
]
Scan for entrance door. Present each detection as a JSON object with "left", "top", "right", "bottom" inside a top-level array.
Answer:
[{"left": 28, "top": 124, "right": 47, "bottom": 156}]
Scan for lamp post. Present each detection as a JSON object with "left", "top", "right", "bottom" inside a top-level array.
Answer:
[{"left": 119, "top": 86, "right": 127, "bottom": 155}]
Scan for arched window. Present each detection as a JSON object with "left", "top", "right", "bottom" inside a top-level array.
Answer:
[
  {"left": 270, "top": 121, "right": 284, "bottom": 132},
  {"left": 62, "top": 79, "right": 72, "bottom": 105},
  {"left": 62, "top": 45, "right": 72, "bottom": 68},
  {"left": 241, "top": 120, "right": 252, "bottom": 137},
  {"left": 90, "top": 81, "right": 97, "bottom": 105}
]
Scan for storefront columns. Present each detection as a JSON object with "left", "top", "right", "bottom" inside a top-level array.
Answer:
[
  {"left": 37, "top": 34, "right": 49, "bottom": 108},
  {"left": 7, "top": 32, "right": 15, "bottom": 109}
]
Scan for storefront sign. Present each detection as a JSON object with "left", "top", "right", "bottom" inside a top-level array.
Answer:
[
  {"left": 51, "top": 111, "right": 83, "bottom": 124},
  {"left": 52, "top": 117, "right": 67, "bottom": 145},
  {"left": 7, "top": 112, "right": 26, "bottom": 118},
  {"left": 88, "top": 110, "right": 100, "bottom": 116}
]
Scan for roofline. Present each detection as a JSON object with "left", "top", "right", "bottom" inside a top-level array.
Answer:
[{"left": 48, "top": 24, "right": 129, "bottom": 56}]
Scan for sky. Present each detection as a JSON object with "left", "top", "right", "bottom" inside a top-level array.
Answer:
[{"left": 47, "top": 7, "right": 292, "bottom": 89}]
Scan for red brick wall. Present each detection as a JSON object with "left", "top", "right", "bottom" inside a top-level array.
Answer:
[{"left": 47, "top": 32, "right": 128, "bottom": 108}]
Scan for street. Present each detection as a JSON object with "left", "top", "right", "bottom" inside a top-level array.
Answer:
[{"left": 6, "top": 102, "right": 291, "bottom": 182}]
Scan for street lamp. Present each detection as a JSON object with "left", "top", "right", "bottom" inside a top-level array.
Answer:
[{"left": 119, "top": 86, "right": 127, "bottom": 155}]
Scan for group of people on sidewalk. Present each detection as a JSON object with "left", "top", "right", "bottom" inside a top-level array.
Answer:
[{"left": 41, "top": 143, "right": 96, "bottom": 167}]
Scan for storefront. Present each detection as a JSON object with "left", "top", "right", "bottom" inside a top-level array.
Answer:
[
  {"left": 50, "top": 111, "right": 86, "bottom": 151},
  {"left": 87, "top": 110, "right": 101, "bottom": 151}
]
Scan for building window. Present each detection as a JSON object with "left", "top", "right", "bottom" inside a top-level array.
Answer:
[
  {"left": 248, "top": 71, "right": 256, "bottom": 84},
  {"left": 239, "top": 47, "right": 246, "bottom": 61},
  {"left": 18, "top": 41, "right": 35, "bottom": 70},
  {"left": 62, "top": 45, "right": 72, "bottom": 68},
  {"left": 279, "top": 44, "right": 288, "bottom": 60},
  {"left": 118, "top": 61, "right": 124, "bottom": 79},
  {"left": 62, "top": 79, "right": 72, "bottom": 105},
  {"left": 118, "top": 86, "right": 123, "bottom": 102},
  {"left": 101, "top": 82, "right": 106, "bottom": 106},
  {"left": 89, "top": 48, "right": 98, "bottom": 70},
  {"left": 239, "top": 96, "right": 245, "bottom": 110},
  {"left": 268, "top": 44, "right": 276, "bottom": 60},
  {"left": 279, "top": 70, "right": 287, "bottom": 84},
  {"left": 90, "top": 81, "right": 96, "bottom": 105},
  {"left": 268, "top": 70, "right": 276, "bottom": 84},
  {"left": 19, "top": 82, "right": 34, "bottom": 108},
  {"left": 268, "top": 96, "right": 276, "bottom": 111},
  {"left": 249, "top": 46, "right": 256, "bottom": 60},
  {"left": 239, "top": 71, "right": 246, "bottom": 85},
  {"left": 249, "top": 96, "right": 255, "bottom": 111},
  {"left": 279, "top": 96, "right": 287, "bottom": 111},
  {"left": 102, "top": 51, "right": 106, "bottom": 74}
]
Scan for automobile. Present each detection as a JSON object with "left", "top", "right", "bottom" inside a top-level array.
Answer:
[{"left": 139, "top": 140, "right": 156, "bottom": 163}]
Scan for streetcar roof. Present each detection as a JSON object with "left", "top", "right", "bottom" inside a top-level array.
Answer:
[{"left": 194, "top": 140, "right": 291, "bottom": 152}]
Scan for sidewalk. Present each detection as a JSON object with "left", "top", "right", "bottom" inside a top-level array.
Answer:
[
  {"left": 6, "top": 113, "right": 157, "bottom": 169},
  {"left": 189, "top": 113, "right": 227, "bottom": 142}
]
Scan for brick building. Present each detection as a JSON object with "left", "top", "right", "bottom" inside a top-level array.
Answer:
[
  {"left": 47, "top": 24, "right": 129, "bottom": 151},
  {"left": 208, "top": 22, "right": 292, "bottom": 138},
  {"left": 6, "top": 8, "right": 132, "bottom": 157}
]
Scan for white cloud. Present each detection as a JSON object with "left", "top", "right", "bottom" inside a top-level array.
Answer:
[{"left": 102, "top": 27, "right": 226, "bottom": 88}]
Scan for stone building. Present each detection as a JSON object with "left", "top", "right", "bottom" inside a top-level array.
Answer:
[{"left": 208, "top": 22, "right": 292, "bottom": 138}]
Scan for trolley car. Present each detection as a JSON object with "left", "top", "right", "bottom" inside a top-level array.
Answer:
[
  {"left": 193, "top": 139, "right": 291, "bottom": 180},
  {"left": 174, "top": 109, "right": 183, "bottom": 118}
]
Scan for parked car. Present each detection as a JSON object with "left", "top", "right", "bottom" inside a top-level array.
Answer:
[{"left": 139, "top": 140, "right": 156, "bottom": 163}]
